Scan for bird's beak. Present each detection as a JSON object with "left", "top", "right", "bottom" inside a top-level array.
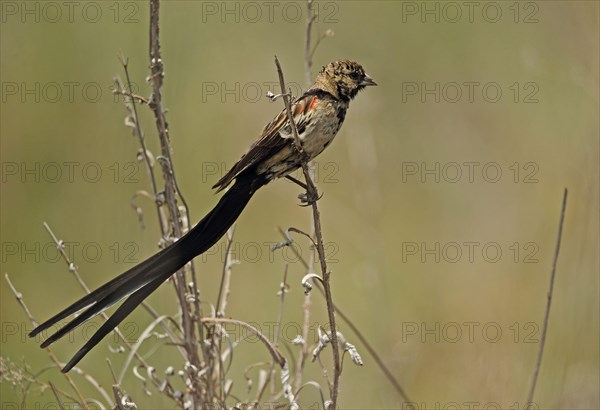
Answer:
[{"left": 361, "top": 74, "right": 377, "bottom": 86}]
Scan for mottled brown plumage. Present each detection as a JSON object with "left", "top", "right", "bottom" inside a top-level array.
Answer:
[{"left": 214, "top": 60, "right": 376, "bottom": 191}]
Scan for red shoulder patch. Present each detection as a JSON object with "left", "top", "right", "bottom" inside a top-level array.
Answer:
[{"left": 308, "top": 96, "right": 319, "bottom": 111}]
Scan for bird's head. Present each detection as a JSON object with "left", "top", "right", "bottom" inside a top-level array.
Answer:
[{"left": 313, "top": 60, "right": 377, "bottom": 101}]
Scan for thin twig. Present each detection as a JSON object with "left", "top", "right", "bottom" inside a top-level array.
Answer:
[
  {"left": 4, "top": 274, "right": 90, "bottom": 410},
  {"left": 278, "top": 227, "right": 413, "bottom": 403},
  {"left": 112, "top": 385, "right": 126, "bottom": 410},
  {"left": 22, "top": 369, "right": 80, "bottom": 405},
  {"left": 273, "top": 55, "right": 341, "bottom": 408},
  {"left": 255, "top": 265, "right": 290, "bottom": 402},
  {"left": 272, "top": 264, "right": 289, "bottom": 398},
  {"left": 526, "top": 188, "right": 568, "bottom": 408},
  {"left": 304, "top": 0, "right": 316, "bottom": 87},
  {"left": 148, "top": 1, "right": 205, "bottom": 406},
  {"left": 42, "top": 222, "right": 185, "bottom": 363},
  {"left": 216, "top": 226, "right": 237, "bottom": 315},
  {"left": 112, "top": 88, "right": 150, "bottom": 105},
  {"left": 48, "top": 382, "right": 67, "bottom": 410},
  {"left": 116, "top": 57, "right": 167, "bottom": 235},
  {"left": 275, "top": 18, "right": 324, "bottom": 395},
  {"left": 274, "top": 56, "right": 304, "bottom": 154},
  {"left": 69, "top": 367, "right": 113, "bottom": 405},
  {"left": 117, "top": 315, "right": 169, "bottom": 384},
  {"left": 274, "top": 265, "right": 289, "bottom": 349},
  {"left": 296, "top": 0, "right": 317, "bottom": 393},
  {"left": 201, "top": 318, "right": 286, "bottom": 368},
  {"left": 211, "top": 226, "right": 236, "bottom": 402}
]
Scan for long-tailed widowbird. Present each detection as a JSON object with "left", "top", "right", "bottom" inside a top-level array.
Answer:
[{"left": 29, "top": 60, "right": 376, "bottom": 372}]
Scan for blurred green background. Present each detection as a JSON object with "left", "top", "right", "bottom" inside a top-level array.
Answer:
[{"left": 1, "top": 1, "right": 598, "bottom": 408}]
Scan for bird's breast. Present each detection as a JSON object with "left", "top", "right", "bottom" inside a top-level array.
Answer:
[
  {"left": 299, "top": 101, "right": 347, "bottom": 160},
  {"left": 257, "top": 99, "right": 348, "bottom": 181}
]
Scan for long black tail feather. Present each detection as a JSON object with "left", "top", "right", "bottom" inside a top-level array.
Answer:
[
  {"left": 61, "top": 271, "right": 167, "bottom": 372},
  {"left": 29, "top": 172, "right": 266, "bottom": 371}
]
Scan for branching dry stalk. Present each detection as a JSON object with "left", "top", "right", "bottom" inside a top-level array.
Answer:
[
  {"left": 304, "top": 0, "right": 316, "bottom": 87},
  {"left": 291, "top": 2, "right": 414, "bottom": 404},
  {"left": 216, "top": 226, "right": 237, "bottom": 316},
  {"left": 2, "top": 361, "right": 82, "bottom": 407},
  {"left": 210, "top": 225, "right": 237, "bottom": 404},
  {"left": 278, "top": 228, "right": 413, "bottom": 403},
  {"left": 200, "top": 318, "right": 287, "bottom": 368},
  {"left": 273, "top": 55, "right": 341, "bottom": 408},
  {"left": 4, "top": 274, "right": 92, "bottom": 410},
  {"left": 48, "top": 381, "right": 67, "bottom": 410},
  {"left": 42, "top": 222, "right": 186, "bottom": 367},
  {"left": 116, "top": 55, "right": 167, "bottom": 235},
  {"left": 296, "top": 1, "right": 317, "bottom": 392},
  {"left": 255, "top": 265, "right": 290, "bottom": 403},
  {"left": 147, "top": 1, "right": 205, "bottom": 406}
]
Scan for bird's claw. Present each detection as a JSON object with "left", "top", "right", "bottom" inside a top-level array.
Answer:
[{"left": 298, "top": 191, "right": 323, "bottom": 206}]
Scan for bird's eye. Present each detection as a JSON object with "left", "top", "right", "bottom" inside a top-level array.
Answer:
[{"left": 350, "top": 72, "right": 361, "bottom": 80}]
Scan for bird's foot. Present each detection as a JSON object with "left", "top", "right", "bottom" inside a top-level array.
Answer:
[{"left": 298, "top": 190, "right": 323, "bottom": 206}]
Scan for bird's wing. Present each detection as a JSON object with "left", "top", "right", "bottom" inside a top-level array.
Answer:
[{"left": 212, "top": 93, "right": 318, "bottom": 192}]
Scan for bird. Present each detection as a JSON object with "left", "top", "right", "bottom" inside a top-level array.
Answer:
[{"left": 29, "top": 60, "right": 377, "bottom": 372}]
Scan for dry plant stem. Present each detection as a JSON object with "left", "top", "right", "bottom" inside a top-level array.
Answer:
[
  {"left": 201, "top": 318, "right": 286, "bottom": 368},
  {"left": 274, "top": 266, "right": 288, "bottom": 348},
  {"left": 273, "top": 56, "right": 341, "bottom": 408},
  {"left": 255, "top": 265, "right": 290, "bottom": 402},
  {"left": 48, "top": 382, "right": 67, "bottom": 410},
  {"left": 117, "top": 314, "right": 170, "bottom": 384},
  {"left": 295, "top": 264, "right": 313, "bottom": 392},
  {"left": 113, "top": 88, "right": 149, "bottom": 105},
  {"left": 304, "top": 0, "right": 316, "bottom": 87},
  {"left": 212, "top": 226, "right": 236, "bottom": 403},
  {"left": 41, "top": 222, "right": 186, "bottom": 364},
  {"left": 307, "top": 182, "right": 341, "bottom": 404},
  {"left": 216, "top": 226, "right": 236, "bottom": 315},
  {"left": 526, "top": 188, "right": 568, "bottom": 408},
  {"left": 278, "top": 227, "right": 413, "bottom": 403},
  {"left": 112, "top": 386, "right": 126, "bottom": 410},
  {"left": 118, "top": 58, "right": 167, "bottom": 236},
  {"left": 148, "top": 1, "right": 205, "bottom": 405},
  {"left": 272, "top": 265, "right": 289, "bottom": 397},
  {"left": 148, "top": 0, "right": 189, "bottom": 320},
  {"left": 297, "top": 0, "right": 316, "bottom": 391},
  {"left": 4, "top": 274, "right": 92, "bottom": 410},
  {"left": 334, "top": 306, "right": 412, "bottom": 403},
  {"left": 69, "top": 367, "right": 113, "bottom": 404},
  {"left": 27, "top": 377, "right": 80, "bottom": 404}
]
